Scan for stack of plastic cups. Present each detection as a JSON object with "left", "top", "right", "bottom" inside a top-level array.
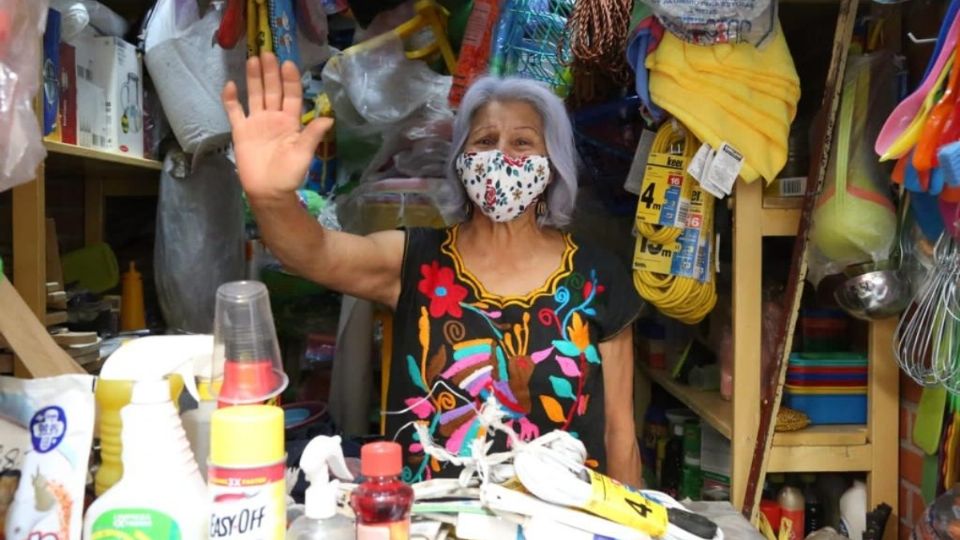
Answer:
[
  {"left": 210, "top": 280, "right": 288, "bottom": 408},
  {"left": 208, "top": 281, "right": 290, "bottom": 538}
]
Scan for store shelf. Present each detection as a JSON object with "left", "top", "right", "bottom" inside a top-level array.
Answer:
[
  {"left": 768, "top": 442, "right": 872, "bottom": 473},
  {"left": 44, "top": 140, "right": 163, "bottom": 170},
  {"left": 772, "top": 425, "right": 868, "bottom": 447},
  {"left": 640, "top": 364, "right": 733, "bottom": 439},
  {"left": 760, "top": 207, "right": 801, "bottom": 237}
]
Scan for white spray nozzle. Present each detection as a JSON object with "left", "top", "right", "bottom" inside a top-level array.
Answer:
[
  {"left": 100, "top": 335, "right": 213, "bottom": 403},
  {"left": 300, "top": 435, "right": 353, "bottom": 520}
]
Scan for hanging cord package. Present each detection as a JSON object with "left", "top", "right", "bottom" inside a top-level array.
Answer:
[{"left": 632, "top": 122, "right": 717, "bottom": 324}]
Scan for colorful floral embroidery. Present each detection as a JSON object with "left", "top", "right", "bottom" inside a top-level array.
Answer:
[
  {"left": 393, "top": 234, "right": 616, "bottom": 483},
  {"left": 417, "top": 262, "right": 468, "bottom": 318}
]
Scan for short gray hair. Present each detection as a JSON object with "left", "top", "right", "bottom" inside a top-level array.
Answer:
[{"left": 443, "top": 76, "right": 578, "bottom": 228}]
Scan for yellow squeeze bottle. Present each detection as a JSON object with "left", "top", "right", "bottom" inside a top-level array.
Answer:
[
  {"left": 209, "top": 405, "right": 287, "bottom": 539},
  {"left": 120, "top": 262, "right": 146, "bottom": 331}
]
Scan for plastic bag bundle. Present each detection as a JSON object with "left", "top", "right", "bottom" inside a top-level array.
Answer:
[
  {"left": 0, "top": 0, "right": 49, "bottom": 193},
  {"left": 143, "top": 0, "right": 246, "bottom": 156},
  {"left": 640, "top": 0, "right": 777, "bottom": 47},
  {"left": 154, "top": 150, "right": 245, "bottom": 333},
  {"left": 321, "top": 35, "right": 453, "bottom": 183}
]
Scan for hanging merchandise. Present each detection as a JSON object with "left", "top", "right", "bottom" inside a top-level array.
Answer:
[
  {"left": 488, "top": 0, "right": 575, "bottom": 98},
  {"left": 633, "top": 122, "right": 717, "bottom": 325},
  {"left": 625, "top": 12, "right": 665, "bottom": 123},
  {"left": 216, "top": 0, "right": 246, "bottom": 49},
  {"left": 639, "top": 0, "right": 776, "bottom": 47},
  {"left": 449, "top": 0, "right": 500, "bottom": 106},
  {"left": 155, "top": 150, "right": 246, "bottom": 334},
  {"left": 321, "top": 3, "right": 455, "bottom": 185},
  {"left": 269, "top": 0, "right": 301, "bottom": 65},
  {"left": 1, "top": 375, "right": 95, "bottom": 540},
  {"left": 144, "top": 0, "right": 247, "bottom": 156},
  {"left": 566, "top": 0, "right": 633, "bottom": 80},
  {"left": 0, "top": 0, "right": 48, "bottom": 192},
  {"left": 645, "top": 25, "right": 800, "bottom": 184},
  {"left": 809, "top": 52, "right": 898, "bottom": 280}
]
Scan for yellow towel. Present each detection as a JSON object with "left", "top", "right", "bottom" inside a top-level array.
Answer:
[{"left": 646, "top": 26, "right": 801, "bottom": 183}]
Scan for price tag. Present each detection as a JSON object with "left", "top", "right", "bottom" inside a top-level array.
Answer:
[
  {"left": 636, "top": 153, "right": 693, "bottom": 228},
  {"left": 702, "top": 142, "right": 744, "bottom": 196}
]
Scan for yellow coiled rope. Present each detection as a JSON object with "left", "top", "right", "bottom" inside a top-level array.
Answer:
[{"left": 633, "top": 123, "right": 717, "bottom": 325}]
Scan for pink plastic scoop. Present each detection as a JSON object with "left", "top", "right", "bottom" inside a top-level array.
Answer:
[{"left": 875, "top": 12, "right": 960, "bottom": 158}]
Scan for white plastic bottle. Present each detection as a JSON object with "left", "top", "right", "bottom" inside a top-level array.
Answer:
[
  {"left": 286, "top": 435, "right": 355, "bottom": 540},
  {"left": 83, "top": 337, "right": 209, "bottom": 539},
  {"left": 181, "top": 379, "right": 216, "bottom": 481}
]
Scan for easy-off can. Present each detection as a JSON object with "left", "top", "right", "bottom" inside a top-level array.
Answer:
[{"left": 208, "top": 405, "right": 286, "bottom": 539}]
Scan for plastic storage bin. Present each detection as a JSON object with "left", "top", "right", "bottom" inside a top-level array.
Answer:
[{"left": 784, "top": 393, "right": 867, "bottom": 424}]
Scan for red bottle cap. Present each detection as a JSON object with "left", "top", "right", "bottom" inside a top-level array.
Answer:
[{"left": 361, "top": 441, "right": 402, "bottom": 477}]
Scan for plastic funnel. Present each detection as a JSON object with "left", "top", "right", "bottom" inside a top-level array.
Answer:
[{"left": 211, "top": 281, "right": 288, "bottom": 405}]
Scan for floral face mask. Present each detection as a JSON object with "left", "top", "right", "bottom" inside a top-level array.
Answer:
[{"left": 455, "top": 150, "right": 551, "bottom": 223}]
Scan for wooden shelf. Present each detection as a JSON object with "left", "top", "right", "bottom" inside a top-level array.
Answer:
[
  {"left": 768, "top": 442, "right": 872, "bottom": 473},
  {"left": 639, "top": 364, "right": 733, "bottom": 440},
  {"left": 760, "top": 207, "right": 801, "bottom": 237},
  {"left": 44, "top": 140, "right": 163, "bottom": 171},
  {"left": 772, "top": 424, "right": 868, "bottom": 447}
]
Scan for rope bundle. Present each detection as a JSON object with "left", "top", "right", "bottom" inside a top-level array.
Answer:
[{"left": 566, "top": 0, "right": 633, "bottom": 80}]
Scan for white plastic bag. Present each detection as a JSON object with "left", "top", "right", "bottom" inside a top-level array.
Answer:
[
  {"left": 154, "top": 150, "right": 245, "bottom": 333},
  {"left": 0, "top": 0, "right": 49, "bottom": 193},
  {"left": 143, "top": 0, "right": 246, "bottom": 156},
  {"left": 1, "top": 374, "right": 95, "bottom": 540}
]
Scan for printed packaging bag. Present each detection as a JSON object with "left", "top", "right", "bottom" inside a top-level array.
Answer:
[{"left": 1, "top": 375, "right": 95, "bottom": 540}]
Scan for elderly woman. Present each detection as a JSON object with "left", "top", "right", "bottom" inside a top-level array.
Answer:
[{"left": 222, "top": 53, "right": 643, "bottom": 486}]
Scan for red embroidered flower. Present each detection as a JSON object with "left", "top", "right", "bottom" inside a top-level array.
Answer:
[
  {"left": 418, "top": 261, "right": 468, "bottom": 318},
  {"left": 484, "top": 183, "right": 497, "bottom": 208}
]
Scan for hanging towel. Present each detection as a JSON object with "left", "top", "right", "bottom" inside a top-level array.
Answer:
[{"left": 645, "top": 25, "right": 800, "bottom": 183}]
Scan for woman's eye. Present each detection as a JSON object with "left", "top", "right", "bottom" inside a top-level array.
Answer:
[
  {"left": 515, "top": 139, "right": 530, "bottom": 147},
  {"left": 476, "top": 137, "right": 495, "bottom": 146}
]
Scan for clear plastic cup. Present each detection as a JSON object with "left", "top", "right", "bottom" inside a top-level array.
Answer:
[{"left": 211, "top": 281, "right": 288, "bottom": 405}]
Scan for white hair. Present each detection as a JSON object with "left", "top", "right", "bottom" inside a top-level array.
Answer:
[{"left": 442, "top": 76, "right": 578, "bottom": 228}]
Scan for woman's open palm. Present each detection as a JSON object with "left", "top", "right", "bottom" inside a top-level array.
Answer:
[{"left": 222, "top": 53, "right": 332, "bottom": 200}]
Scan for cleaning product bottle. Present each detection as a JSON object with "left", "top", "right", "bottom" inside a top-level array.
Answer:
[
  {"left": 839, "top": 480, "right": 867, "bottom": 539},
  {"left": 182, "top": 377, "right": 217, "bottom": 481},
  {"left": 778, "top": 483, "right": 805, "bottom": 540},
  {"left": 351, "top": 442, "right": 413, "bottom": 540},
  {"left": 660, "top": 423, "right": 684, "bottom": 497},
  {"left": 83, "top": 337, "right": 208, "bottom": 539},
  {"left": 120, "top": 261, "right": 146, "bottom": 330},
  {"left": 801, "top": 474, "right": 821, "bottom": 535},
  {"left": 287, "top": 435, "right": 355, "bottom": 539},
  {"left": 94, "top": 334, "right": 211, "bottom": 495},
  {"left": 209, "top": 404, "right": 287, "bottom": 539}
]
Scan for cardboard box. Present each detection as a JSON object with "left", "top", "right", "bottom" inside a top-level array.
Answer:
[
  {"left": 42, "top": 9, "right": 61, "bottom": 137},
  {"left": 74, "top": 36, "right": 110, "bottom": 150},
  {"left": 91, "top": 36, "right": 144, "bottom": 156},
  {"left": 58, "top": 42, "right": 77, "bottom": 145}
]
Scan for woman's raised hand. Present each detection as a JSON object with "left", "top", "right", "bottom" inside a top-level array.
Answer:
[{"left": 222, "top": 53, "right": 332, "bottom": 202}]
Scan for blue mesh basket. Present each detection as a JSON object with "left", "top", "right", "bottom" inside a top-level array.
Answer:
[
  {"left": 573, "top": 96, "right": 643, "bottom": 216},
  {"left": 488, "top": 0, "right": 575, "bottom": 97}
]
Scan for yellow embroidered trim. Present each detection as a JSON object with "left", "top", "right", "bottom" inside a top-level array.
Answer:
[{"left": 442, "top": 225, "right": 578, "bottom": 309}]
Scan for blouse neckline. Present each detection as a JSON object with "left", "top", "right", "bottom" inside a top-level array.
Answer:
[{"left": 441, "top": 225, "right": 578, "bottom": 309}]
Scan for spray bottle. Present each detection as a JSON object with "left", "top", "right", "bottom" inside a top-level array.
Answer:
[
  {"left": 287, "top": 436, "right": 355, "bottom": 539},
  {"left": 83, "top": 336, "right": 209, "bottom": 539},
  {"left": 94, "top": 334, "right": 211, "bottom": 494}
]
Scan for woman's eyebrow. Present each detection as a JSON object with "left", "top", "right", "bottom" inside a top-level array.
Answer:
[
  {"left": 512, "top": 126, "right": 541, "bottom": 133},
  {"left": 469, "top": 125, "right": 496, "bottom": 136}
]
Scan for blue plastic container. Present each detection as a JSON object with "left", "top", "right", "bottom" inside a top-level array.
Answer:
[{"left": 784, "top": 393, "right": 867, "bottom": 424}]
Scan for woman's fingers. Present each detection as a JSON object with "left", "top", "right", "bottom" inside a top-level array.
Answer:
[
  {"left": 246, "top": 56, "right": 264, "bottom": 113},
  {"left": 280, "top": 60, "right": 302, "bottom": 116},
  {"left": 297, "top": 117, "right": 334, "bottom": 155},
  {"left": 222, "top": 81, "right": 246, "bottom": 129},
  {"left": 261, "top": 52, "right": 283, "bottom": 111}
]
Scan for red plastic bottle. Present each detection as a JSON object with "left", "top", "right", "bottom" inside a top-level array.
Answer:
[{"left": 351, "top": 442, "right": 414, "bottom": 539}]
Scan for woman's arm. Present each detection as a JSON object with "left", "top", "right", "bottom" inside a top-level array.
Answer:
[
  {"left": 601, "top": 328, "right": 643, "bottom": 487},
  {"left": 223, "top": 53, "right": 404, "bottom": 308}
]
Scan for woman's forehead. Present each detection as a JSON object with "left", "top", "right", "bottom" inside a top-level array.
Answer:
[{"left": 471, "top": 100, "right": 544, "bottom": 128}]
